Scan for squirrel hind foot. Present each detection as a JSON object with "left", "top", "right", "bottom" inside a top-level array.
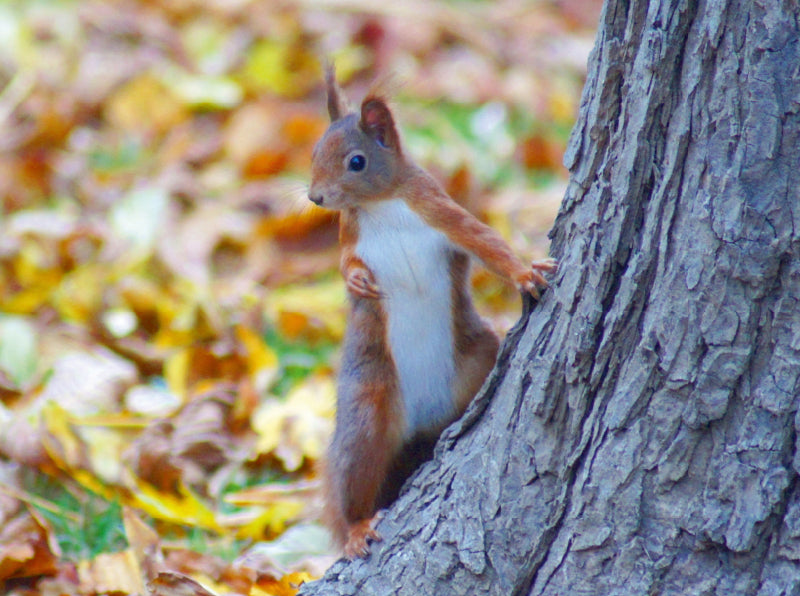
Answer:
[{"left": 343, "top": 517, "right": 383, "bottom": 559}]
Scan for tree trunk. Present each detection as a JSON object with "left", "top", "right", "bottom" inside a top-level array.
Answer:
[{"left": 299, "top": 0, "right": 800, "bottom": 594}]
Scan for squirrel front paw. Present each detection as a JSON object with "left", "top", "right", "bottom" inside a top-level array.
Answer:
[
  {"left": 346, "top": 266, "right": 382, "bottom": 299},
  {"left": 516, "top": 258, "right": 558, "bottom": 299}
]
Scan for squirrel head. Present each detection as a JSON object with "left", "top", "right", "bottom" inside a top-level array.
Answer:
[{"left": 309, "top": 66, "right": 405, "bottom": 210}]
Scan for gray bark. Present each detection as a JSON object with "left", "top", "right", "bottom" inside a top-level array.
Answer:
[{"left": 299, "top": 0, "right": 800, "bottom": 594}]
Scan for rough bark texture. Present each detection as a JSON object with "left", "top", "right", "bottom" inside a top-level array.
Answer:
[{"left": 299, "top": 0, "right": 800, "bottom": 594}]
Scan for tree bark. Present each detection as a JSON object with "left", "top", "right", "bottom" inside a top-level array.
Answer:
[{"left": 299, "top": 0, "right": 800, "bottom": 594}]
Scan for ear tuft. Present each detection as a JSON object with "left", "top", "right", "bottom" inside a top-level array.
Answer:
[
  {"left": 360, "top": 96, "right": 401, "bottom": 151},
  {"left": 325, "top": 63, "right": 347, "bottom": 122}
]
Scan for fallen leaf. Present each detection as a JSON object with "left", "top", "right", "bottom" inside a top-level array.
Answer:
[
  {"left": 130, "top": 480, "right": 222, "bottom": 533},
  {"left": 238, "top": 38, "right": 319, "bottom": 98},
  {"left": 125, "top": 390, "right": 235, "bottom": 491},
  {"left": 252, "top": 571, "right": 312, "bottom": 596},
  {"left": 262, "top": 281, "right": 346, "bottom": 344},
  {"left": 251, "top": 375, "right": 335, "bottom": 472},
  {"left": 236, "top": 523, "right": 334, "bottom": 577},
  {"left": 38, "top": 350, "right": 138, "bottom": 416},
  {"left": 105, "top": 73, "right": 189, "bottom": 135},
  {"left": 0, "top": 315, "right": 38, "bottom": 387},
  {"left": 159, "top": 67, "right": 243, "bottom": 110},
  {"left": 77, "top": 549, "right": 146, "bottom": 595},
  {"left": 0, "top": 509, "right": 60, "bottom": 582},
  {"left": 109, "top": 186, "right": 172, "bottom": 257},
  {"left": 230, "top": 500, "right": 306, "bottom": 541},
  {"left": 148, "top": 570, "right": 219, "bottom": 596},
  {"left": 123, "top": 506, "right": 164, "bottom": 582},
  {"left": 235, "top": 325, "right": 280, "bottom": 393}
]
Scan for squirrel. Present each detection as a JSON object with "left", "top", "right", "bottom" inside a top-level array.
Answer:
[{"left": 308, "top": 66, "right": 557, "bottom": 559}]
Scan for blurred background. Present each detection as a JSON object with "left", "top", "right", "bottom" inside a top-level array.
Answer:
[{"left": 0, "top": 0, "right": 601, "bottom": 593}]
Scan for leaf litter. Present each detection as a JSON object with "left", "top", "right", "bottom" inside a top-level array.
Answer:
[{"left": 0, "top": 0, "right": 600, "bottom": 593}]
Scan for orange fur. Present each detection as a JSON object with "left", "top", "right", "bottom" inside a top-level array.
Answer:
[
  {"left": 399, "top": 168, "right": 556, "bottom": 294},
  {"left": 322, "top": 293, "right": 404, "bottom": 556}
]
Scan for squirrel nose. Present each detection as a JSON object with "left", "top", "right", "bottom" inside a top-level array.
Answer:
[{"left": 309, "top": 194, "right": 323, "bottom": 206}]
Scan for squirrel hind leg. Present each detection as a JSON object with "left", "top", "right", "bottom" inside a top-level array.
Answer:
[{"left": 343, "top": 515, "right": 383, "bottom": 559}]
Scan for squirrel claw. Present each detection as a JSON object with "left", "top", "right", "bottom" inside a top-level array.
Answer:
[
  {"left": 346, "top": 269, "right": 382, "bottom": 299},
  {"left": 517, "top": 258, "right": 557, "bottom": 298},
  {"left": 532, "top": 258, "right": 558, "bottom": 274},
  {"left": 343, "top": 517, "right": 383, "bottom": 559}
]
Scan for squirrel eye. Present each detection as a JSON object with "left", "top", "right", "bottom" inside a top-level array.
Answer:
[{"left": 347, "top": 153, "right": 367, "bottom": 172}]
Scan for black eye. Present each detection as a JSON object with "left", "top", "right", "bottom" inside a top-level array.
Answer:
[{"left": 347, "top": 153, "right": 366, "bottom": 172}]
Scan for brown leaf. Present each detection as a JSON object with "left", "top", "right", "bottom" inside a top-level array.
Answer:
[
  {"left": 0, "top": 509, "right": 60, "bottom": 582},
  {"left": 125, "top": 389, "right": 236, "bottom": 492},
  {"left": 123, "top": 506, "right": 165, "bottom": 583},
  {"left": 77, "top": 550, "right": 146, "bottom": 595},
  {"left": 518, "top": 133, "right": 565, "bottom": 172},
  {"left": 148, "top": 570, "right": 219, "bottom": 596}
]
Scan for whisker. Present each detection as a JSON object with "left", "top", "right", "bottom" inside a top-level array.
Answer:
[{"left": 269, "top": 177, "right": 340, "bottom": 234}]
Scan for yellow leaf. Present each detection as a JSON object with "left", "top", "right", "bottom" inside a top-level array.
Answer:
[
  {"left": 40, "top": 403, "right": 117, "bottom": 499},
  {"left": 52, "top": 263, "right": 108, "bottom": 323},
  {"left": 547, "top": 78, "right": 580, "bottom": 125},
  {"left": 224, "top": 480, "right": 317, "bottom": 508},
  {"left": 106, "top": 73, "right": 189, "bottom": 134},
  {"left": 233, "top": 500, "right": 305, "bottom": 541},
  {"left": 2, "top": 247, "right": 62, "bottom": 314},
  {"left": 164, "top": 348, "right": 191, "bottom": 400},
  {"left": 239, "top": 39, "right": 319, "bottom": 98},
  {"left": 235, "top": 325, "right": 279, "bottom": 392},
  {"left": 79, "top": 426, "right": 127, "bottom": 485},
  {"left": 329, "top": 46, "right": 370, "bottom": 83},
  {"left": 252, "top": 376, "right": 335, "bottom": 471},
  {"left": 263, "top": 281, "right": 346, "bottom": 344},
  {"left": 41, "top": 401, "right": 87, "bottom": 471},
  {"left": 130, "top": 480, "right": 222, "bottom": 533}
]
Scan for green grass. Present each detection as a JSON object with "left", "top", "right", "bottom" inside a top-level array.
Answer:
[
  {"left": 263, "top": 326, "right": 336, "bottom": 397},
  {"left": 21, "top": 469, "right": 127, "bottom": 560}
]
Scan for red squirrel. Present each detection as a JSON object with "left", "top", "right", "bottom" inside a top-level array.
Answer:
[{"left": 309, "top": 66, "right": 556, "bottom": 559}]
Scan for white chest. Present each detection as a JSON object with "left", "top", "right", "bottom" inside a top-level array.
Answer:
[{"left": 355, "top": 199, "right": 457, "bottom": 436}]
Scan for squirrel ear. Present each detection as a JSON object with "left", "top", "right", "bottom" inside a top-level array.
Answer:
[
  {"left": 360, "top": 96, "right": 400, "bottom": 151},
  {"left": 325, "top": 63, "right": 347, "bottom": 122}
]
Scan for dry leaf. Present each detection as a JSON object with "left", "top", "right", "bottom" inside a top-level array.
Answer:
[
  {"left": 130, "top": 480, "right": 222, "bottom": 532},
  {"left": 0, "top": 509, "right": 60, "bottom": 582},
  {"left": 236, "top": 524, "right": 334, "bottom": 578},
  {"left": 105, "top": 74, "right": 189, "bottom": 135},
  {"left": 252, "top": 571, "right": 312, "bottom": 596},
  {"left": 148, "top": 570, "right": 219, "bottom": 596},
  {"left": 123, "top": 506, "right": 165, "bottom": 583},
  {"left": 262, "top": 281, "right": 346, "bottom": 344},
  {"left": 126, "top": 390, "right": 235, "bottom": 491},
  {"left": 77, "top": 550, "right": 146, "bottom": 595},
  {"left": 252, "top": 376, "right": 335, "bottom": 472}
]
